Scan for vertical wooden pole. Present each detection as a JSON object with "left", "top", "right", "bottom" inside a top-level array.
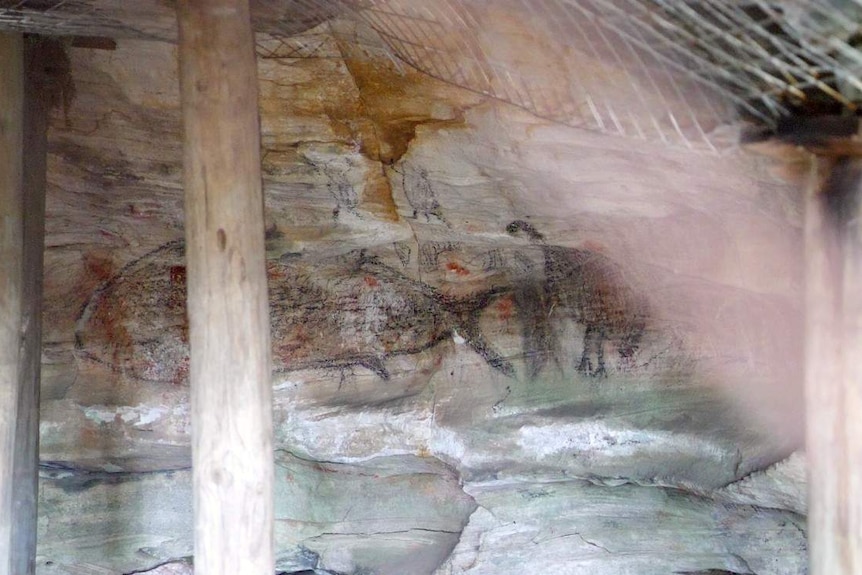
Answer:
[
  {"left": 0, "top": 34, "right": 48, "bottom": 575},
  {"left": 176, "top": 2, "right": 274, "bottom": 574},
  {"left": 0, "top": 32, "right": 25, "bottom": 575},
  {"left": 14, "top": 37, "right": 49, "bottom": 575},
  {"left": 805, "top": 155, "right": 862, "bottom": 574}
]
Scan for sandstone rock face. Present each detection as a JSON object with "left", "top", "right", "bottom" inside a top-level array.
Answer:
[{"left": 37, "top": 23, "right": 807, "bottom": 575}]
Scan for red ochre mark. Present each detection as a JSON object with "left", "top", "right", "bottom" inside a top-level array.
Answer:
[
  {"left": 88, "top": 295, "right": 134, "bottom": 371},
  {"left": 266, "top": 263, "right": 285, "bottom": 281},
  {"left": 364, "top": 276, "right": 379, "bottom": 287},
  {"left": 446, "top": 262, "right": 470, "bottom": 276},
  {"left": 173, "top": 357, "right": 189, "bottom": 386},
  {"left": 496, "top": 294, "right": 514, "bottom": 320},
  {"left": 274, "top": 324, "right": 312, "bottom": 364},
  {"left": 169, "top": 265, "right": 186, "bottom": 286},
  {"left": 83, "top": 251, "right": 115, "bottom": 283}
]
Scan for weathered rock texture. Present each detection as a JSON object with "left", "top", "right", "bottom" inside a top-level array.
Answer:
[{"left": 35, "top": 20, "right": 807, "bottom": 575}]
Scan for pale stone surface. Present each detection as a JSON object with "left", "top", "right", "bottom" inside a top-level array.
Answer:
[
  {"left": 34, "top": 21, "right": 808, "bottom": 575},
  {"left": 435, "top": 479, "right": 806, "bottom": 575},
  {"left": 35, "top": 456, "right": 806, "bottom": 575},
  {"left": 716, "top": 451, "right": 808, "bottom": 515},
  {"left": 37, "top": 455, "right": 476, "bottom": 575},
  {"left": 437, "top": 481, "right": 807, "bottom": 575},
  {"left": 37, "top": 467, "right": 193, "bottom": 575}
]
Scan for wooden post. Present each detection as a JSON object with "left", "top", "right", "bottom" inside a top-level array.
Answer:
[
  {"left": 805, "top": 154, "right": 862, "bottom": 573},
  {"left": 176, "top": 2, "right": 274, "bottom": 574},
  {"left": 0, "top": 34, "right": 48, "bottom": 575},
  {"left": 0, "top": 32, "right": 25, "bottom": 575}
]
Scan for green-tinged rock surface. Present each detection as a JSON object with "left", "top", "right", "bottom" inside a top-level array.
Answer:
[
  {"left": 436, "top": 479, "right": 806, "bottom": 575},
  {"left": 37, "top": 455, "right": 476, "bottom": 575}
]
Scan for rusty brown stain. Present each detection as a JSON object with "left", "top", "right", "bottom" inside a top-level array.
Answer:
[
  {"left": 339, "top": 52, "right": 473, "bottom": 165},
  {"left": 360, "top": 168, "right": 400, "bottom": 222}
]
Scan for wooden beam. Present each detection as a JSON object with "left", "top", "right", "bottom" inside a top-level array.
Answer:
[
  {"left": 176, "top": 2, "right": 274, "bottom": 574},
  {"left": 805, "top": 155, "right": 862, "bottom": 573},
  {"left": 0, "top": 33, "right": 48, "bottom": 575}
]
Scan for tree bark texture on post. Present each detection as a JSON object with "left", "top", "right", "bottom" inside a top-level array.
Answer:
[
  {"left": 0, "top": 33, "right": 49, "bottom": 575},
  {"left": 805, "top": 154, "right": 862, "bottom": 574},
  {"left": 176, "top": 2, "right": 274, "bottom": 574}
]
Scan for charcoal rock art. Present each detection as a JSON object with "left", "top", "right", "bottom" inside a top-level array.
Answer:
[
  {"left": 482, "top": 248, "right": 504, "bottom": 272},
  {"left": 307, "top": 156, "right": 360, "bottom": 219},
  {"left": 419, "top": 241, "right": 463, "bottom": 273},
  {"left": 506, "top": 220, "right": 648, "bottom": 377},
  {"left": 401, "top": 164, "right": 447, "bottom": 224},
  {"left": 269, "top": 249, "right": 515, "bottom": 378},
  {"left": 75, "top": 226, "right": 649, "bottom": 385},
  {"left": 75, "top": 241, "right": 515, "bottom": 384},
  {"left": 394, "top": 241, "right": 412, "bottom": 267}
]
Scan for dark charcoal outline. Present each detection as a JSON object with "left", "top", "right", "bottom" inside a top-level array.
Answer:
[
  {"left": 75, "top": 241, "right": 515, "bottom": 384},
  {"left": 506, "top": 220, "right": 648, "bottom": 378}
]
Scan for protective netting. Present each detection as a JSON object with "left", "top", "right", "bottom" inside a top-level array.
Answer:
[
  {"left": 0, "top": 1, "right": 173, "bottom": 39},
  {"left": 2, "top": 0, "right": 861, "bottom": 150}
]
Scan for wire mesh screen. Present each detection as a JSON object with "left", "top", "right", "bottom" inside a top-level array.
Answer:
[
  {"left": 347, "top": 0, "right": 862, "bottom": 149},
  {"left": 347, "top": 0, "right": 737, "bottom": 149},
  {"left": 2, "top": 0, "right": 861, "bottom": 150},
  {"left": 0, "top": 0, "right": 174, "bottom": 39}
]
